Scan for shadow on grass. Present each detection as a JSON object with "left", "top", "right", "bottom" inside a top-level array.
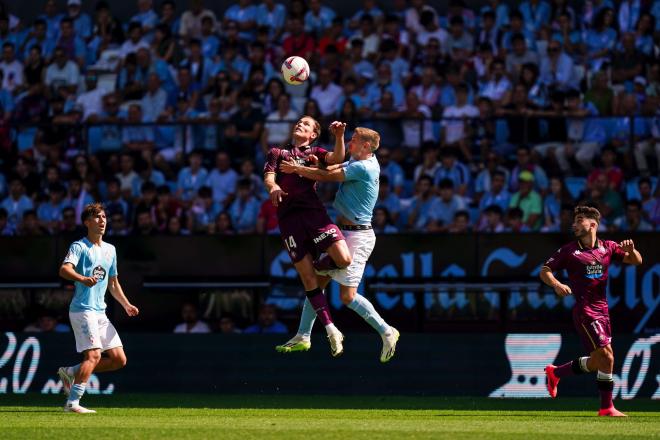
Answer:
[{"left": 1, "top": 394, "right": 658, "bottom": 413}]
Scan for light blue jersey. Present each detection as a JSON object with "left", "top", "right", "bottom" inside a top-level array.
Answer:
[
  {"left": 333, "top": 156, "right": 380, "bottom": 225},
  {"left": 63, "top": 238, "right": 117, "bottom": 313}
]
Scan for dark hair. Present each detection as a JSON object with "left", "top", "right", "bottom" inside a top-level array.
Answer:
[
  {"left": 81, "top": 202, "right": 105, "bottom": 224},
  {"left": 508, "top": 207, "right": 524, "bottom": 219},
  {"left": 237, "top": 178, "right": 252, "bottom": 190},
  {"left": 141, "top": 181, "right": 157, "bottom": 193},
  {"left": 417, "top": 175, "right": 433, "bottom": 185},
  {"left": 574, "top": 205, "right": 601, "bottom": 223},
  {"left": 438, "top": 178, "right": 455, "bottom": 190},
  {"left": 511, "top": 33, "right": 525, "bottom": 44},
  {"left": 449, "top": 15, "right": 464, "bottom": 26},
  {"left": 485, "top": 204, "right": 503, "bottom": 215},
  {"left": 23, "top": 209, "right": 37, "bottom": 220},
  {"left": 626, "top": 199, "right": 642, "bottom": 210},
  {"left": 509, "top": 10, "right": 523, "bottom": 21},
  {"left": 198, "top": 186, "right": 212, "bottom": 198},
  {"left": 128, "top": 21, "right": 142, "bottom": 33}
]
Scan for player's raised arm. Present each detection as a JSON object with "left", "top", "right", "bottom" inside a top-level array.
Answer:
[
  {"left": 540, "top": 266, "right": 572, "bottom": 297},
  {"left": 280, "top": 160, "right": 345, "bottom": 182},
  {"left": 325, "top": 121, "right": 346, "bottom": 165},
  {"left": 619, "top": 239, "right": 642, "bottom": 265}
]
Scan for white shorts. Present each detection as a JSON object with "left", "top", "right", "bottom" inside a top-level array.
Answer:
[
  {"left": 69, "top": 311, "right": 123, "bottom": 353},
  {"left": 327, "top": 228, "right": 376, "bottom": 287}
]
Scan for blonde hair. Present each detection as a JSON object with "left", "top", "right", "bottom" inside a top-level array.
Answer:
[{"left": 354, "top": 127, "right": 380, "bottom": 151}]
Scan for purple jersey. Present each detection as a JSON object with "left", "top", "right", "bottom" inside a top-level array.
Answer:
[
  {"left": 543, "top": 239, "right": 626, "bottom": 319},
  {"left": 264, "top": 144, "right": 329, "bottom": 219}
]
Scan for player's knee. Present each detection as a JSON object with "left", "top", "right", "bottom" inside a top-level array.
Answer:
[
  {"left": 115, "top": 354, "right": 127, "bottom": 369},
  {"left": 86, "top": 350, "right": 102, "bottom": 364},
  {"left": 340, "top": 291, "right": 355, "bottom": 305}
]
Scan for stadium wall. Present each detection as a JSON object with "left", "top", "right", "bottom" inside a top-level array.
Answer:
[
  {"left": 1, "top": 331, "right": 658, "bottom": 398},
  {"left": 0, "top": 233, "right": 658, "bottom": 333}
]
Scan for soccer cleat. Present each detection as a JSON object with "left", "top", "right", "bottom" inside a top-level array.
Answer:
[
  {"left": 327, "top": 330, "right": 344, "bottom": 357},
  {"left": 598, "top": 407, "right": 627, "bottom": 417},
  {"left": 380, "top": 327, "right": 400, "bottom": 363},
  {"left": 57, "top": 367, "right": 74, "bottom": 397},
  {"left": 275, "top": 335, "right": 311, "bottom": 353},
  {"left": 312, "top": 253, "right": 335, "bottom": 277},
  {"left": 64, "top": 402, "right": 96, "bottom": 414},
  {"left": 545, "top": 364, "right": 560, "bottom": 398}
]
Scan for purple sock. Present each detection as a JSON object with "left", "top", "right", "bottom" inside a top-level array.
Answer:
[
  {"left": 554, "top": 360, "right": 576, "bottom": 378},
  {"left": 305, "top": 288, "right": 333, "bottom": 326},
  {"left": 597, "top": 379, "right": 614, "bottom": 409},
  {"left": 314, "top": 254, "right": 339, "bottom": 272}
]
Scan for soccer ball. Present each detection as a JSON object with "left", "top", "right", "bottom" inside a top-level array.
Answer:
[{"left": 281, "top": 56, "right": 310, "bottom": 85}]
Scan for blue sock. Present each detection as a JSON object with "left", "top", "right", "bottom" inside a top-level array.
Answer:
[
  {"left": 296, "top": 298, "right": 317, "bottom": 339},
  {"left": 67, "top": 383, "right": 86, "bottom": 405},
  {"left": 348, "top": 293, "right": 390, "bottom": 335}
]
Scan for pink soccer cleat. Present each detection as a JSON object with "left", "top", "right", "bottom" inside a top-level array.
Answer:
[
  {"left": 598, "top": 407, "right": 627, "bottom": 417},
  {"left": 545, "top": 364, "right": 560, "bottom": 398}
]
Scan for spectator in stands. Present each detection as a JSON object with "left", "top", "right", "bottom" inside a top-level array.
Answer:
[
  {"left": 542, "top": 176, "right": 573, "bottom": 231},
  {"left": 478, "top": 204, "right": 505, "bottom": 233},
  {"left": 75, "top": 72, "right": 104, "bottom": 121},
  {"left": 611, "top": 200, "right": 654, "bottom": 232},
  {"left": 238, "top": 159, "right": 264, "bottom": 200},
  {"left": 373, "top": 206, "right": 398, "bottom": 234},
  {"left": 633, "top": 108, "right": 660, "bottom": 177},
  {"left": 228, "top": 178, "right": 260, "bottom": 234},
  {"left": 91, "top": 1, "right": 125, "bottom": 54},
  {"left": 0, "top": 42, "right": 22, "bottom": 93},
  {"left": 505, "top": 33, "right": 538, "bottom": 79},
  {"left": 244, "top": 304, "right": 287, "bottom": 334},
  {"left": 116, "top": 153, "right": 140, "bottom": 197},
  {"left": 256, "top": 198, "right": 278, "bottom": 234},
  {"left": 377, "top": 148, "right": 404, "bottom": 196},
  {"left": 366, "top": 62, "right": 405, "bottom": 109},
  {"left": 401, "top": 91, "right": 434, "bottom": 151},
  {"left": 478, "top": 58, "right": 511, "bottom": 106},
  {"left": 540, "top": 38, "right": 576, "bottom": 92},
  {"left": 256, "top": 0, "right": 287, "bottom": 41},
  {"left": 261, "top": 93, "right": 297, "bottom": 156},
  {"left": 310, "top": 67, "right": 342, "bottom": 118},
  {"left": 433, "top": 148, "right": 470, "bottom": 197},
  {"left": 407, "top": 175, "right": 437, "bottom": 232},
  {"left": 637, "top": 177, "right": 656, "bottom": 220},
  {"left": 478, "top": 169, "right": 511, "bottom": 214},
  {"left": 131, "top": 0, "right": 158, "bottom": 36},
  {"left": 1, "top": 177, "right": 33, "bottom": 229},
  {"left": 123, "top": 103, "right": 155, "bottom": 156},
  {"left": 44, "top": 46, "right": 79, "bottom": 95},
  {"left": 428, "top": 178, "right": 467, "bottom": 232},
  {"left": 219, "top": 315, "right": 241, "bottom": 334},
  {"left": 24, "top": 310, "right": 70, "bottom": 332},
  {"left": 188, "top": 186, "right": 219, "bottom": 233},
  {"left": 207, "top": 151, "right": 238, "bottom": 210},
  {"left": 224, "top": 90, "right": 263, "bottom": 160},
  {"left": 37, "top": 182, "right": 67, "bottom": 233},
  {"left": 413, "top": 143, "right": 441, "bottom": 183},
  {"left": 509, "top": 170, "right": 542, "bottom": 230},
  {"left": 504, "top": 206, "right": 530, "bottom": 232},
  {"left": 0, "top": 207, "right": 14, "bottom": 235},
  {"left": 446, "top": 15, "right": 474, "bottom": 57},
  {"left": 174, "top": 302, "right": 211, "bottom": 333},
  {"left": 141, "top": 73, "right": 167, "bottom": 123},
  {"left": 582, "top": 172, "right": 624, "bottom": 225},
  {"left": 176, "top": 150, "right": 208, "bottom": 202},
  {"left": 509, "top": 146, "right": 548, "bottom": 194},
  {"left": 584, "top": 7, "right": 617, "bottom": 70},
  {"left": 18, "top": 210, "right": 48, "bottom": 236},
  {"left": 447, "top": 209, "right": 471, "bottom": 233},
  {"left": 611, "top": 32, "right": 646, "bottom": 89},
  {"left": 375, "top": 175, "right": 402, "bottom": 224},
  {"left": 587, "top": 146, "right": 624, "bottom": 192},
  {"left": 38, "top": 0, "right": 64, "bottom": 41},
  {"left": 500, "top": 10, "right": 535, "bottom": 53},
  {"left": 60, "top": 206, "right": 84, "bottom": 234},
  {"left": 441, "top": 82, "right": 479, "bottom": 162},
  {"left": 107, "top": 211, "right": 129, "bottom": 236},
  {"left": 104, "top": 177, "right": 130, "bottom": 220},
  {"left": 57, "top": 16, "right": 86, "bottom": 66},
  {"left": 282, "top": 16, "right": 315, "bottom": 60}
]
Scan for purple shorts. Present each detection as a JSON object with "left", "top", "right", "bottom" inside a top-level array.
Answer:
[
  {"left": 573, "top": 309, "right": 612, "bottom": 354},
  {"left": 278, "top": 210, "right": 345, "bottom": 263}
]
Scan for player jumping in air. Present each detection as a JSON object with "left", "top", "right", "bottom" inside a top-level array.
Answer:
[
  {"left": 277, "top": 125, "right": 400, "bottom": 362},
  {"left": 57, "top": 203, "right": 139, "bottom": 413},
  {"left": 540, "top": 205, "right": 642, "bottom": 417},
  {"left": 264, "top": 116, "right": 353, "bottom": 356}
]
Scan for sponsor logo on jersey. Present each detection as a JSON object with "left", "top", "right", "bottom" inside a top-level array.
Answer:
[
  {"left": 585, "top": 263, "right": 604, "bottom": 279},
  {"left": 313, "top": 228, "right": 338, "bottom": 244}
]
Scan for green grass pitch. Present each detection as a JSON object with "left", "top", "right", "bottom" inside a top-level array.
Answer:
[{"left": 1, "top": 394, "right": 658, "bottom": 439}]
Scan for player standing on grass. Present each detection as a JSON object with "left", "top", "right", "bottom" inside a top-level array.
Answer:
[
  {"left": 540, "top": 206, "right": 642, "bottom": 417},
  {"left": 57, "top": 203, "right": 139, "bottom": 413},
  {"left": 264, "top": 116, "right": 353, "bottom": 357},
  {"left": 276, "top": 126, "right": 400, "bottom": 362}
]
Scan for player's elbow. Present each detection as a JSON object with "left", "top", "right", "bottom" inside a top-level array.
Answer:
[{"left": 58, "top": 265, "right": 69, "bottom": 279}]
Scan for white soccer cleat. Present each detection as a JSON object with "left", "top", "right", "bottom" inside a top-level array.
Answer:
[
  {"left": 57, "top": 367, "right": 74, "bottom": 396},
  {"left": 64, "top": 402, "right": 96, "bottom": 414},
  {"left": 380, "top": 327, "right": 400, "bottom": 363},
  {"left": 327, "top": 330, "right": 344, "bottom": 357}
]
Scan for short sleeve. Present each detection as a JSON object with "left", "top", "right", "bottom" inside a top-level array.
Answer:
[
  {"left": 109, "top": 247, "right": 118, "bottom": 277},
  {"left": 312, "top": 147, "right": 329, "bottom": 166},
  {"left": 543, "top": 246, "right": 566, "bottom": 272},
  {"left": 607, "top": 240, "right": 626, "bottom": 263},
  {"left": 264, "top": 148, "right": 281, "bottom": 174},
  {"left": 63, "top": 242, "right": 83, "bottom": 267},
  {"left": 343, "top": 160, "right": 368, "bottom": 182}
]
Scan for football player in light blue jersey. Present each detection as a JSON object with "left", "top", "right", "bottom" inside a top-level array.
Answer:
[
  {"left": 57, "top": 203, "right": 139, "bottom": 414},
  {"left": 277, "top": 125, "right": 400, "bottom": 362}
]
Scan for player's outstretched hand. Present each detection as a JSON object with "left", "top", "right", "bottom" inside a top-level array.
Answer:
[
  {"left": 329, "top": 121, "right": 346, "bottom": 137},
  {"left": 124, "top": 303, "right": 139, "bottom": 317},
  {"left": 81, "top": 276, "right": 98, "bottom": 288},
  {"left": 553, "top": 282, "right": 572, "bottom": 297},
  {"left": 619, "top": 239, "right": 635, "bottom": 253},
  {"left": 270, "top": 187, "right": 288, "bottom": 207},
  {"left": 280, "top": 160, "right": 298, "bottom": 174}
]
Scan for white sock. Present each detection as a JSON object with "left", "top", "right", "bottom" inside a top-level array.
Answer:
[
  {"left": 597, "top": 370, "right": 613, "bottom": 380},
  {"left": 324, "top": 323, "right": 338, "bottom": 335},
  {"left": 579, "top": 356, "right": 590, "bottom": 373}
]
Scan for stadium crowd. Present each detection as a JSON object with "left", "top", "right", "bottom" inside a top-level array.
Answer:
[{"left": 0, "top": 0, "right": 659, "bottom": 238}]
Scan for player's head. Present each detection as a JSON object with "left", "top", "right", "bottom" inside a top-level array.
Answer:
[
  {"left": 349, "top": 127, "right": 380, "bottom": 158},
  {"left": 292, "top": 115, "right": 321, "bottom": 146},
  {"left": 81, "top": 202, "right": 107, "bottom": 236},
  {"left": 572, "top": 205, "right": 601, "bottom": 238}
]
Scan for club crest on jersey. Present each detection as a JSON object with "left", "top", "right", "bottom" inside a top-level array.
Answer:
[
  {"left": 573, "top": 250, "right": 581, "bottom": 256},
  {"left": 92, "top": 266, "right": 107, "bottom": 281}
]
